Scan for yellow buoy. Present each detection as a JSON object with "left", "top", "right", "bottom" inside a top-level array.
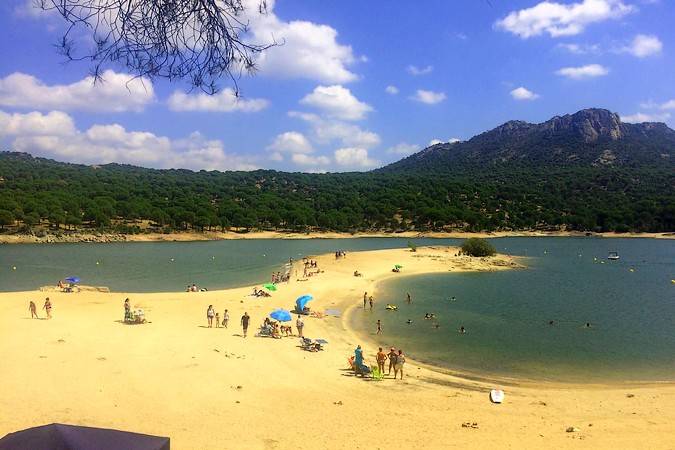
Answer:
[
  {"left": 12, "top": 266, "right": 16, "bottom": 270},
  {"left": 629, "top": 268, "right": 635, "bottom": 272},
  {"left": 96, "top": 261, "right": 100, "bottom": 265}
]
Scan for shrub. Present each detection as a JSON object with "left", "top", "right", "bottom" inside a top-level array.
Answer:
[{"left": 461, "top": 238, "right": 496, "bottom": 257}]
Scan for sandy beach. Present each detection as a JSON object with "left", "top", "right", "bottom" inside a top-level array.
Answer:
[
  {"left": 1, "top": 246, "right": 674, "bottom": 449},
  {"left": 0, "top": 229, "right": 673, "bottom": 245}
]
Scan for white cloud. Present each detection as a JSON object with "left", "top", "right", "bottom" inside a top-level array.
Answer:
[
  {"left": 621, "top": 34, "right": 663, "bottom": 57},
  {"left": 289, "top": 111, "right": 381, "bottom": 149},
  {"left": 407, "top": 65, "right": 434, "bottom": 76},
  {"left": 386, "top": 142, "right": 420, "bottom": 155},
  {"left": 621, "top": 112, "right": 671, "bottom": 123},
  {"left": 168, "top": 88, "right": 268, "bottom": 112},
  {"left": 244, "top": 0, "right": 358, "bottom": 84},
  {"left": 410, "top": 89, "right": 447, "bottom": 105},
  {"left": 0, "top": 71, "right": 153, "bottom": 112},
  {"left": 267, "top": 131, "right": 313, "bottom": 155},
  {"left": 429, "top": 139, "right": 443, "bottom": 146},
  {"left": 510, "top": 86, "right": 540, "bottom": 100},
  {"left": 496, "top": 0, "right": 634, "bottom": 38},
  {"left": 334, "top": 147, "right": 379, "bottom": 169},
  {"left": 660, "top": 100, "right": 675, "bottom": 110},
  {"left": 557, "top": 42, "right": 601, "bottom": 54},
  {"left": 385, "top": 85, "right": 399, "bottom": 95},
  {"left": 555, "top": 64, "right": 609, "bottom": 79},
  {"left": 0, "top": 109, "right": 256, "bottom": 171},
  {"left": 300, "top": 85, "right": 372, "bottom": 121},
  {"left": 449, "top": 137, "right": 461, "bottom": 143},
  {"left": 291, "top": 153, "right": 331, "bottom": 166}
]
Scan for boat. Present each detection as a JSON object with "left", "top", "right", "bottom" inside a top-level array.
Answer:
[{"left": 607, "top": 252, "right": 620, "bottom": 260}]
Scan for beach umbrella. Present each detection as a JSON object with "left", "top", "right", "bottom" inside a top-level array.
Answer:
[
  {"left": 394, "top": 265, "right": 403, "bottom": 269},
  {"left": 64, "top": 276, "right": 80, "bottom": 284},
  {"left": 270, "top": 308, "right": 292, "bottom": 322},
  {"left": 263, "top": 283, "right": 277, "bottom": 291},
  {"left": 296, "top": 294, "right": 313, "bottom": 312},
  {"left": 0, "top": 423, "right": 170, "bottom": 450}
]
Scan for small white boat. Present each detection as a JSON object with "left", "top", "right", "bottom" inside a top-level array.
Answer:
[{"left": 607, "top": 252, "right": 620, "bottom": 260}]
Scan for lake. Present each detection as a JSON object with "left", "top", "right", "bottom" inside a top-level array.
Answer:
[{"left": 351, "top": 237, "right": 675, "bottom": 382}]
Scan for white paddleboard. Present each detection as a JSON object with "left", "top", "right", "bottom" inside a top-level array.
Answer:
[{"left": 490, "top": 389, "right": 504, "bottom": 404}]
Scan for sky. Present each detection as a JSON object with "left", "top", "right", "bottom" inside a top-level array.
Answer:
[{"left": 0, "top": 0, "right": 673, "bottom": 172}]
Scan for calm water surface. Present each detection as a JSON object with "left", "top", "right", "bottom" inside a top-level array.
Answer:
[
  {"left": 0, "top": 238, "right": 459, "bottom": 292},
  {"left": 351, "top": 237, "right": 675, "bottom": 382}
]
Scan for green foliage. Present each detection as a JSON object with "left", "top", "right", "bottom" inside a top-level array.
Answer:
[
  {"left": 407, "top": 240, "right": 417, "bottom": 252},
  {"left": 0, "top": 151, "right": 673, "bottom": 235},
  {"left": 0, "top": 209, "right": 14, "bottom": 229},
  {"left": 461, "top": 238, "right": 496, "bottom": 257}
]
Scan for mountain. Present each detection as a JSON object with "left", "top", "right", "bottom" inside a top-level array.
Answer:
[
  {"left": 0, "top": 108, "right": 674, "bottom": 234},
  {"left": 382, "top": 108, "right": 675, "bottom": 172}
]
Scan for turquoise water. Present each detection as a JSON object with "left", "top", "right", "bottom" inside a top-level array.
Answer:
[
  {"left": 351, "top": 237, "right": 675, "bottom": 382},
  {"left": 0, "top": 238, "right": 459, "bottom": 292},
  {"left": 2, "top": 236, "right": 673, "bottom": 382}
]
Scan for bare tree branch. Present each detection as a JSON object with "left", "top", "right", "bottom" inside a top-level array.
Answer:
[{"left": 36, "top": 0, "right": 277, "bottom": 94}]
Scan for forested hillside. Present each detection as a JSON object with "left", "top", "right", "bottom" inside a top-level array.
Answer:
[{"left": 1, "top": 109, "right": 673, "bottom": 234}]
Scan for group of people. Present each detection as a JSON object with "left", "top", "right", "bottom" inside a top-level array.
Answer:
[
  {"left": 186, "top": 284, "right": 207, "bottom": 292},
  {"left": 56, "top": 280, "right": 77, "bottom": 293},
  {"left": 258, "top": 317, "right": 302, "bottom": 338},
  {"left": 251, "top": 287, "right": 272, "bottom": 297},
  {"left": 353, "top": 345, "right": 406, "bottom": 380},
  {"left": 124, "top": 298, "right": 146, "bottom": 324},
  {"left": 206, "top": 305, "right": 230, "bottom": 328},
  {"left": 334, "top": 250, "right": 347, "bottom": 259},
  {"left": 28, "top": 298, "right": 51, "bottom": 319},
  {"left": 302, "top": 259, "right": 321, "bottom": 279},
  {"left": 270, "top": 271, "right": 289, "bottom": 284},
  {"left": 362, "top": 292, "right": 375, "bottom": 310}
]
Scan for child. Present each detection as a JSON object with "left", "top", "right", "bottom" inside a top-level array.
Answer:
[
  {"left": 29, "top": 301, "right": 38, "bottom": 319},
  {"left": 215, "top": 312, "right": 220, "bottom": 328},
  {"left": 222, "top": 309, "right": 229, "bottom": 328}
]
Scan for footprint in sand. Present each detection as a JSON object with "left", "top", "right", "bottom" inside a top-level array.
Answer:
[{"left": 97, "top": 357, "right": 107, "bottom": 361}]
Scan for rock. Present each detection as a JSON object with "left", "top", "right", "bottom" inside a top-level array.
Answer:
[{"left": 566, "top": 427, "right": 580, "bottom": 433}]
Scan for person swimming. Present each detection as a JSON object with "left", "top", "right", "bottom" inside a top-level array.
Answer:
[
  {"left": 406, "top": 319, "right": 413, "bottom": 325},
  {"left": 459, "top": 326, "right": 466, "bottom": 334}
]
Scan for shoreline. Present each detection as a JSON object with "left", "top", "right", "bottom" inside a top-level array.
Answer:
[
  {"left": 1, "top": 229, "right": 674, "bottom": 244},
  {"left": 3, "top": 246, "right": 675, "bottom": 448}
]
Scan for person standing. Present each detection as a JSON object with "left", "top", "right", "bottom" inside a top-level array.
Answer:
[
  {"left": 376, "top": 347, "right": 387, "bottom": 375},
  {"left": 215, "top": 312, "right": 220, "bottom": 328},
  {"left": 29, "top": 301, "right": 38, "bottom": 319},
  {"left": 376, "top": 319, "right": 382, "bottom": 335},
  {"left": 387, "top": 347, "right": 397, "bottom": 375},
  {"left": 296, "top": 315, "right": 304, "bottom": 337},
  {"left": 363, "top": 292, "right": 368, "bottom": 309},
  {"left": 222, "top": 309, "right": 229, "bottom": 328},
  {"left": 394, "top": 349, "right": 406, "bottom": 380},
  {"left": 43, "top": 297, "right": 52, "bottom": 319},
  {"left": 369, "top": 296, "right": 374, "bottom": 310},
  {"left": 207, "top": 305, "right": 215, "bottom": 328},
  {"left": 241, "top": 312, "right": 250, "bottom": 337},
  {"left": 124, "top": 298, "right": 131, "bottom": 322},
  {"left": 406, "top": 292, "right": 412, "bottom": 304}
]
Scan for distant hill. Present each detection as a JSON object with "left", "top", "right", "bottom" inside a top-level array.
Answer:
[
  {"left": 382, "top": 108, "right": 675, "bottom": 172},
  {"left": 0, "top": 108, "right": 674, "bottom": 234}
]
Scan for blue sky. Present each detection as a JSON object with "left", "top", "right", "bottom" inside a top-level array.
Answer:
[{"left": 0, "top": 0, "right": 673, "bottom": 171}]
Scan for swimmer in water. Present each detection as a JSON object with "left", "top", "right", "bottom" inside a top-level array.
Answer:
[
  {"left": 584, "top": 322, "right": 592, "bottom": 328},
  {"left": 548, "top": 320, "right": 555, "bottom": 325},
  {"left": 406, "top": 319, "right": 413, "bottom": 325},
  {"left": 459, "top": 326, "right": 466, "bottom": 334}
]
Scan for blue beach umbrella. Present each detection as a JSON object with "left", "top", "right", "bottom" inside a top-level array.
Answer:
[
  {"left": 270, "top": 308, "right": 292, "bottom": 322},
  {"left": 296, "top": 294, "right": 313, "bottom": 312},
  {"left": 64, "top": 276, "right": 80, "bottom": 284}
]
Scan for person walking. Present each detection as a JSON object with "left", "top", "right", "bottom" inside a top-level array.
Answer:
[
  {"left": 369, "top": 296, "right": 374, "bottom": 310},
  {"left": 363, "top": 292, "right": 368, "bottom": 309},
  {"left": 406, "top": 292, "right": 412, "bottom": 304},
  {"left": 376, "top": 319, "right": 382, "bottom": 335},
  {"left": 394, "top": 349, "right": 406, "bottom": 380},
  {"left": 222, "top": 309, "right": 229, "bottom": 328},
  {"left": 241, "top": 312, "right": 250, "bottom": 337},
  {"left": 29, "top": 301, "right": 38, "bottom": 319},
  {"left": 207, "top": 305, "right": 215, "bottom": 328},
  {"left": 387, "top": 347, "right": 397, "bottom": 375},
  {"left": 296, "top": 315, "right": 305, "bottom": 337},
  {"left": 43, "top": 297, "right": 52, "bottom": 319},
  {"left": 376, "top": 347, "right": 387, "bottom": 375}
]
